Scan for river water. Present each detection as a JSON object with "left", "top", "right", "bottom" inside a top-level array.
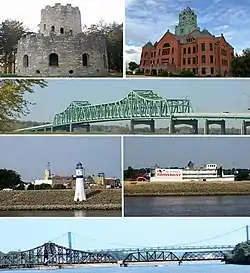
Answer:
[
  {"left": 0, "top": 210, "right": 121, "bottom": 217},
  {"left": 124, "top": 195, "right": 250, "bottom": 216},
  {"left": 1, "top": 264, "right": 249, "bottom": 273}
]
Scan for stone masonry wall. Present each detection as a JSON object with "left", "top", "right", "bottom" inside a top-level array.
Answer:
[{"left": 16, "top": 33, "right": 109, "bottom": 77}]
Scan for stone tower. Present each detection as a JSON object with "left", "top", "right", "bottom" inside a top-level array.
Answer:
[
  {"left": 175, "top": 7, "right": 199, "bottom": 36},
  {"left": 39, "top": 3, "right": 82, "bottom": 36},
  {"left": 16, "top": 3, "right": 109, "bottom": 77}
]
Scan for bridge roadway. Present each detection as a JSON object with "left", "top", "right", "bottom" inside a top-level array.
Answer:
[
  {"left": 15, "top": 112, "right": 250, "bottom": 135},
  {"left": 0, "top": 242, "right": 234, "bottom": 268},
  {"left": 14, "top": 90, "right": 250, "bottom": 135}
]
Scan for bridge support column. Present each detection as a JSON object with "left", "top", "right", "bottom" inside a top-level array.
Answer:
[
  {"left": 69, "top": 124, "right": 73, "bottom": 132},
  {"left": 169, "top": 119, "right": 198, "bottom": 134},
  {"left": 169, "top": 118, "right": 175, "bottom": 134},
  {"left": 130, "top": 119, "right": 155, "bottom": 133},
  {"left": 241, "top": 120, "right": 250, "bottom": 135},
  {"left": 203, "top": 120, "right": 226, "bottom": 135},
  {"left": 204, "top": 120, "right": 209, "bottom": 135},
  {"left": 221, "top": 120, "right": 226, "bottom": 135}
]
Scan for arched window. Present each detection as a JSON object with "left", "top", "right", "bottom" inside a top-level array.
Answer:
[
  {"left": 82, "top": 53, "right": 89, "bottom": 66},
  {"left": 69, "top": 30, "right": 73, "bottom": 36},
  {"left": 103, "top": 54, "right": 107, "bottom": 69},
  {"left": 44, "top": 24, "right": 46, "bottom": 30},
  {"left": 60, "top": 27, "right": 64, "bottom": 34},
  {"left": 49, "top": 53, "right": 59, "bottom": 66},
  {"left": 23, "top": 55, "right": 29, "bottom": 68},
  {"left": 51, "top": 26, "right": 55, "bottom": 32},
  {"left": 162, "top": 43, "right": 170, "bottom": 55}
]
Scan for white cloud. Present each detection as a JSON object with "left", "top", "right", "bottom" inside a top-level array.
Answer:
[
  {"left": 125, "top": 44, "right": 141, "bottom": 64},
  {"left": 0, "top": 0, "right": 124, "bottom": 32}
]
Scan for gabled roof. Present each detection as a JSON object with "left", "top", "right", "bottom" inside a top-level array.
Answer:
[{"left": 142, "top": 41, "right": 153, "bottom": 48}]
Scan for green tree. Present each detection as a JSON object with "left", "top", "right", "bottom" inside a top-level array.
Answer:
[
  {"left": 34, "top": 184, "right": 52, "bottom": 190},
  {"left": 85, "top": 21, "right": 123, "bottom": 72},
  {"left": 0, "top": 169, "right": 23, "bottom": 190},
  {"left": 124, "top": 166, "right": 136, "bottom": 179},
  {"left": 128, "top": 61, "right": 139, "bottom": 71},
  {"left": 225, "top": 241, "right": 250, "bottom": 264},
  {"left": 230, "top": 49, "right": 250, "bottom": 77},
  {"left": 179, "top": 70, "right": 196, "bottom": 77},
  {"left": 0, "top": 79, "right": 47, "bottom": 130},
  {"left": 53, "top": 184, "right": 66, "bottom": 189},
  {"left": 0, "top": 20, "right": 27, "bottom": 74}
]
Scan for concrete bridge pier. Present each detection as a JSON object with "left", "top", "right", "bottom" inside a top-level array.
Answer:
[
  {"left": 69, "top": 123, "right": 91, "bottom": 132},
  {"left": 241, "top": 120, "right": 250, "bottom": 135},
  {"left": 130, "top": 119, "right": 155, "bottom": 133},
  {"left": 169, "top": 119, "right": 198, "bottom": 134},
  {"left": 204, "top": 120, "right": 226, "bottom": 135}
]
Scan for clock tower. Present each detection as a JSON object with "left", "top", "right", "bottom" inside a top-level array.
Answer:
[{"left": 175, "top": 7, "right": 199, "bottom": 36}]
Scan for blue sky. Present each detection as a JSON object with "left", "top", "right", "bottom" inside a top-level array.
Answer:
[
  {"left": 0, "top": 136, "right": 121, "bottom": 181},
  {"left": 23, "top": 79, "right": 250, "bottom": 128},
  {"left": 125, "top": 0, "right": 250, "bottom": 63},
  {"left": 124, "top": 137, "right": 250, "bottom": 169},
  {"left": 0, "top": 218, "right": 249, "bottom": 252}
]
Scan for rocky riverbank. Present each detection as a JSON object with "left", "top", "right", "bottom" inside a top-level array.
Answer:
[{"left": 0, "top": 189, "right": 122, "bottom": 211}]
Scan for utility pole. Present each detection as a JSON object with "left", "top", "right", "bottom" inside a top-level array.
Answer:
[{"left": 246, "top": 225, "right": 249, "bottom": 241}]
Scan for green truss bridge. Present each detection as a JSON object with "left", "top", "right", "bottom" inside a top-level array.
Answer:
[{"left": 15, "top": 90, "right": 250, "bottom": 135}]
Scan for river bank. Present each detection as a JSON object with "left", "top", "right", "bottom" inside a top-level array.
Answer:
[
  {"left": 124, "top": 181, "right": 250, "bottom": 196},
  {"left": 0, "top": 189, "right": 122, "bottom": 211}
]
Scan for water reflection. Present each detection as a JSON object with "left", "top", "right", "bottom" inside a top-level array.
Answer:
[{"left": 0, "top": 210, "right": 121, "bottom": 217}]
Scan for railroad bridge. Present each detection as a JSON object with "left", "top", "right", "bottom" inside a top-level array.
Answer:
[
  {"left": 0, "top": 242, "right": 234, "bottom": 268},
  {"left": 15, "top": 90, "right": 250, "bottom": 134}
]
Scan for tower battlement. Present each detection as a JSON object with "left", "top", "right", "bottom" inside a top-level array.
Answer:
[{"left": 40, "top": 2, "right": 82, "bottom": 37}]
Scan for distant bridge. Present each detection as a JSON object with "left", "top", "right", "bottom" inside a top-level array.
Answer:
[
  {"left": 15, "top": 90, "right": 250, "bottom": 135},
  {"left": 0, "top": 243, "right": 233, "bottom": 268}
]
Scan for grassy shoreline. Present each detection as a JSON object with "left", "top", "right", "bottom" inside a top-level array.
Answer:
[
  {"left": 124, "top": 181, "right": 250, "bottom": 197},
  {"left": 0, "top": 189, "right": 122, "bottom": 211}
]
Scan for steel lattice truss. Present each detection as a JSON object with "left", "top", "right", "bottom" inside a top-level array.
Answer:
[
  {"left": 123, "top": 251, "right": 179, "bottom": 262},
  {"left": 123, "top": 250, "right": 228, "bottom": 263},
  {"left": 181, "top": 251, "right": 226, "bottom": 261},
  {"left": 52, "top": 90, "right": 194, "bottom": 126},
  {"left": 0, "top": 243, "right": 117, "bottom": 268}
]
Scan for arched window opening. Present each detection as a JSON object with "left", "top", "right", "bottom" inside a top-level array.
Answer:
[
  {"left": 51, "top": 26, "right": 55, "bottom": 32},
  {"left": 49, "top": 53, "right": 59, "bottom": 66},
  {"left": 82, "top": 53, "right": 89, "bottom": 66},
  {"left": 163, "top": 43, "right": 170, "bottom": 48},
  {"left": 162, "top": 43, "right": 170, "bottom": 55},
  {"left": 103, "top": 54, "right": 107, "bottom": 69},
  {"left": 69, "top": 30, "right": 73, "bottom": 36},
  {"left": 23, "top": 55, "right": 29, "bottom": 68},
  {"left": 44, "top": 24, "right": 46, "bottom": 30},
  {"left": 60, "top": 27, "right": 64, "bottom": 34}
]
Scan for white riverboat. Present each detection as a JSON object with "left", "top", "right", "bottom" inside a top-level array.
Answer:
[{"left": 150, "top": 162, "right": 235, "bottom": 182}]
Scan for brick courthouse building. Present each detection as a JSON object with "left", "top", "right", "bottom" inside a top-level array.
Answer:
[{"left": 139, "top": 7, "right": 234, "bottom": 76}]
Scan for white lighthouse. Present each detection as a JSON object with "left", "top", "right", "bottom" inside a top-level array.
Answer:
[{"left": 74, "top": 162, "right": 86, "bottom": 201}]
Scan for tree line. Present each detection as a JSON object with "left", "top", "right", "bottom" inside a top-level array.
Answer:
[
  {"left": 128, "top": 48, "right": 250, "bottom": 77},
  {"left": 0, "top": 168, "right": 68, "bottom": 190},
  {"left": 0, "top": 19, "right": 123, "bottom": 75}
]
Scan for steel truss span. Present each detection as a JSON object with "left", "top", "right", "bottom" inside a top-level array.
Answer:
[
  {"left": 53, "top": 90, "right": 193, "bottom": 125},
  {"left": 0, "top": 243, "right": 117, "bottom": 268},
  {"left": 123, "top": 250, "right": 229, "bottom": 264}
]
